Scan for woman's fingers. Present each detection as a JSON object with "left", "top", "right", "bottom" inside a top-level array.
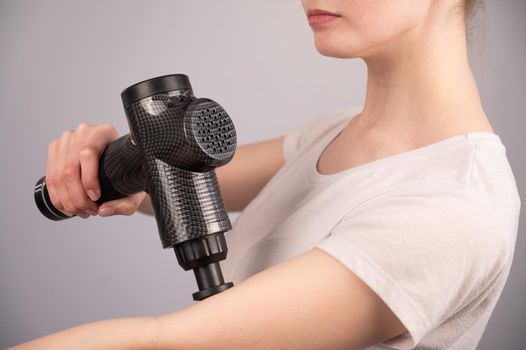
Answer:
[
  {"left": 54, "top": 130, "right": 86, "bottom": 217},
  {"left": 51, "top": 131, "right": 75, "bottom": 216},
  {"left": 98, "top": 192, "right": 147, "bottom": 217},
  {"left": 61, "top": 130, "right": 99, "bottom": 215},
  {"left": 63, "top": 160, "right": 99, "bottom": 216},
  {"left": 79, "top": 123, "right": 118, "bottom": 202},
  {"left": 79, "top": 146, "right": 102, "bottom": 202},
  {"left": 78, "top": 127, "right": 116, "bottom": 200},
  {"left": 44, "top": 122, "right": 147, "bottom": 219}
]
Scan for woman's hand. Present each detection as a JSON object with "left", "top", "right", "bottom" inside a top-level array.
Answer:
[{"left": 45, "top": 123, "right": 146, "bottom": 219}]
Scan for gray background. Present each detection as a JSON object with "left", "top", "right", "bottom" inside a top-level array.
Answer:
[{"left": 0, "top": 0, "right": 524, "bottom": 348}]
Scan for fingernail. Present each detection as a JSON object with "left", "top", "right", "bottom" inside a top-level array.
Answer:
[
  {"left": 78, "top": 212, "right": 89, "bottom": 219},
  {"left": 87, "top": 209, "right": 98, "bottom": 216},
  {"left": 87, "top": 190, "right": 99, "bottom": 201},
  {"left": 99, "top": 207, "right": 114, "bottom": 217}
]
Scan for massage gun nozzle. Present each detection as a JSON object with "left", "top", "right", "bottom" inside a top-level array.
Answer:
[
  {"left": 191, "top": 263, "right": 234, "bottom": 301},
  {"left": 174, "top": 232, "right": 234, "bottom": 301}
]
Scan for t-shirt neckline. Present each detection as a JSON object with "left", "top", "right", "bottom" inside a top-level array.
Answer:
[{"left": 307, "top": 112, "right": 503, "bottom": 184}]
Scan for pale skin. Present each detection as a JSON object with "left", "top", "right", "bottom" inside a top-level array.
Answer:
[{"left": 11, "top": 0, "right": 492, "bottom": 349}]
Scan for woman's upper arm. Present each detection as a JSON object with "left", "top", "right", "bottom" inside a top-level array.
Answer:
[
  {"left": 216, "top": 136, "right": 286, "bottom": 212},
  {"left": 154, "top": 247, "right": 406, "bottom": 350}
]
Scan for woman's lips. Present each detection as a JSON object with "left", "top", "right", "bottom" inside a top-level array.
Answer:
[{"left": 307, "top": 9, "right": 341, "bottom": 26}]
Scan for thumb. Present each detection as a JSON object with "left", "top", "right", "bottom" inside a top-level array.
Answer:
[{"left": 98, "top": 192, "right": 147, "bottom": 217}]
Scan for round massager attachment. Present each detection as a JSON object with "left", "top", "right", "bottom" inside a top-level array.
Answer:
[{"left": 185, "top": 99, "right": 237, "bottom": 164}]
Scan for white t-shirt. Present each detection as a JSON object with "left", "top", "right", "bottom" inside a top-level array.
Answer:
[{"left": 219, "top": 106, "right": 521, "bottom": 349}]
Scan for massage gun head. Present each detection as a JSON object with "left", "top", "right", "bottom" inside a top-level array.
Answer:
[
  {"left": 184, "top": 98, "right": 237, "bottom": 169},
  {"left": 121, "top": 74, "right": 237, "bottom": 172}
]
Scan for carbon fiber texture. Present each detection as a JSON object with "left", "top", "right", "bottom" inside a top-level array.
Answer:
[
  {"left": 101, "top": 134, "right": 145, "bottom": 194},
  {"left": 124, "top": 91, "right": 236, "bottom": 171},
  {"left": 146, "top": 160, "right": 232, "bottom": 247},
  {"left": 100, "top": 88, "right": 236, "bottom": 248}
]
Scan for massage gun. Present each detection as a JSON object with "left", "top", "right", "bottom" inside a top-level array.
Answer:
[{"left": 34, "top": 74, "right": 236, "bottom": 301}]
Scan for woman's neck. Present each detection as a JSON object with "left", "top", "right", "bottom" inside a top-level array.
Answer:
[{"left": 354, "top": 6, "right": 492, "bottom": 140}]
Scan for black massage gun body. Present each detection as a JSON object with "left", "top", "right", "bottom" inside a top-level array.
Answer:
[{"left": 34, "top": 74, "right": 237, "bottom": 301}]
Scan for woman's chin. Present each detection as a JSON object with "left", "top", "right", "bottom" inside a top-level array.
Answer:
[{"left": 314, "top": 42, "right": 360, "bottom": 59}]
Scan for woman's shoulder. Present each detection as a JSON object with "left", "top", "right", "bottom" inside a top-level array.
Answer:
[
  {"left": 282, "top": 105, "right": 362, "bottom": 162},
  {"left": 299, "top": 105, "right": 362, "bottom": 144},
  {"left": 330, "top": 129, "right": 521, "bottom": 251}
]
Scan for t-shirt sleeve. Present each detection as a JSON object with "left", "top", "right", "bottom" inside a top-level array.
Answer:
[
  {"left": 315, "top": 186, "right": 513, "bottom": 349},
  {"left": 282, "top": 125, "right": 304, "bottom": 163}
]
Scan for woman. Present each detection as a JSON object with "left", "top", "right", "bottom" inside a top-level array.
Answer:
[{"left": 12, "top": 0, "right": 520, "bottom": 349}]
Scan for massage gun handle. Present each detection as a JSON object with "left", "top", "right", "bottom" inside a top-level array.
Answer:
[{"left": 34, "top": 134, "right": 144, "bottom": 221}]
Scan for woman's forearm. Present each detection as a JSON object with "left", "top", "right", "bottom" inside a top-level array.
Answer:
[{"left": 9, "top": 316, "right": 163, "bottom": 350}]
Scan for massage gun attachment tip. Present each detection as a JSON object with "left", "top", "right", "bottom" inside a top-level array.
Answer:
[
  {"left": 174, "top": 232, "right": 234, "bottom": 301},
  {"left": 192, "top": 264, "right": 234, "bottom": 301}
]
